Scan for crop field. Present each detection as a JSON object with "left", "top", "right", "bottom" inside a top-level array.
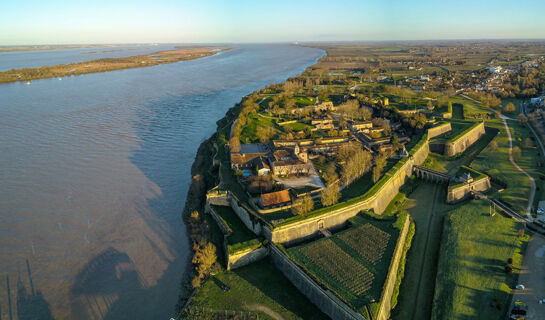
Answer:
[
  {"left": 287, "top": 214, "right": 400, "bottom": 312},
  {"left": 338, "top": 224, "right": 391, "bottom": 264}
]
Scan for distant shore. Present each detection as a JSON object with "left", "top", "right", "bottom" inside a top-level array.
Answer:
[{"left": 0, "top": 46, "right": 230, "bottom": 84}]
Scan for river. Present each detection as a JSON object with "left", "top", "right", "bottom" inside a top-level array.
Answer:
[{"left": 0, "top": 44, "right": 324, "bottom": 320}]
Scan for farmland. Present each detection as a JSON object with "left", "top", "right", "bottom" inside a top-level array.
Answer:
[{"left": 287, "top": 213, "right": 402, "bottom": 314}]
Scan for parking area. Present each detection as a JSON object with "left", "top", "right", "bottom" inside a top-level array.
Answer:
[{"left": 510, "top": 235, "right": 545, "bottom": 320}]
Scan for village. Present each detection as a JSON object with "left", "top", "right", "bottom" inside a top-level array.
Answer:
[{"left": 182, "top": 42, "right": 545, "bottom": 320}]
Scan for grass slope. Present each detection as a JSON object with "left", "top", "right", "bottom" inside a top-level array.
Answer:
[
  {"left": 187, "top": 258, "right": 328, "bottom": 320},
  {"left": 432, "top": 200, "right": 528, "bottom": 319}
]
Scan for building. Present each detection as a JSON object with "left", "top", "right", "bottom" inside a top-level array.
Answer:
[
  {"left": 350, "top": 121, "right": 373, "bottom": 133},
  {"left": 311, "top": 118, "right": 335, "bottom": 130},
  {"left": 230, "top": 143, "right": 271, "bottom": 169},
  {"left": 270, "top": 145, "right": 310, "bottom": 176},
  {"left": 259, "top": 189, "right": 292, "bottom": 209}
]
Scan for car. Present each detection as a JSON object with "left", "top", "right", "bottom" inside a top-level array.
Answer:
[{"left": 516, "top": 284, "right": 526, "bottom": 290}]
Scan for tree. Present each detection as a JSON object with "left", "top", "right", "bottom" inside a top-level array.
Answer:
[
  {"left": 229, "top": 136, "right": 241, "bottom": 152},
  {"left": 427, "top": 100, "right": 435, "bottom": 111},
  {"left": 292, "top": 195, "right": 314, "bottom": 216},
  {"left": 490, "top": 140, "right": 498, "bottom": 151},
  {"left": 524, "top": 137, "right": 533, "bottom": 148},
  {"left": 504, "top": 102, "right": 516, "bottom": 113},
  {"left": 512, "top": 146, "right": 522, "bottom": 159},
  {"left": 372, "top": 152, "right": 388, "bottom": 183},
  {"left": 323, "top": 163, "right": 338, "bottom": 185},
  {"left": 256, "top": 125, "right": 276, "bottom": 143},
  {"left": 518, "top": 113, "right": 528, "bottom": 125},
  {"left": 192, "top": 241, "right": 217, "bottom": 280},
  {"left": 392, "top": 134, "right": 400, "bottom": 151},
  {"left": 321, "top": 183, "right": 340, "bottom": 207}
]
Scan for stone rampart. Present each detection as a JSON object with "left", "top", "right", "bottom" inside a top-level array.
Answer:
[
  {"left": 444, "top": 122, "right": 485, "bottom": 156},
  {"left": 229, "top": 194, "right": 264, "bottom": 236},
  {"left": 265, "top": 137, "right": 429, "bottom": 245},
  {"left": 427, "top": 122, "right": 452, "bottom": 139},
  {"left": 227, "top": 245, "right": 268, "bottom": 270},
  {"left": 447, "top": 177, "right": 491, "bottom": 203},
  {"left": 375, "top": 215, "right": 410, "bottom": 320},
  {"left": 269, "top": 244, "right": 365, "bottom": 320}
]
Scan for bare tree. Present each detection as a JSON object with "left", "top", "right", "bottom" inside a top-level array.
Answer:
[{"left": 321, "top": 183, "right": 340, "bottom": 207}]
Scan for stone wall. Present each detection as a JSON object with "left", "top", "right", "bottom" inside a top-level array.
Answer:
[
  {"left": 447, "top": 177, "right": 491, "bottom": 203},
  {"left": 427, "top": 122, "right": 452, "bottom": 139},
  {"left": 227, "top": 246, "right": 268, "bottom": 270},
  {"left": 375, "top": 215, "right": 410, "bottom": 320},
  {"left": 207, "top": 202, "right": 268, "bottom": 270},
  {"left": 229, "top": 194, "right": 264, "bottom": 236},
  {"left": 269, "top": 244, "right": 365, "bottom": 320},
  {"left": 444, "top": 122, "right": 485, "bottom": 156},
  {"left": 205, "top": 202, "right": 231, "bottom": 267},
  {"left": 265, "top": 140, "right": 428, "bottom": 245}
]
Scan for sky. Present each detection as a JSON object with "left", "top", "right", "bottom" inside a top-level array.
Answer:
[{"left": 1, "top": 0, "right": 545, "bottom": 45}]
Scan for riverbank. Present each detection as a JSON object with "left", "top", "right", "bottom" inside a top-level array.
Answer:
[{"left": 0, "top": 46, "right": 230, "bottom": 83}]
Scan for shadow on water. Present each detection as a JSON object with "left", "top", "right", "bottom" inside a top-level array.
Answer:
[
  {"left": 69, "top": 94, "right": 200, "bottom": 319},
  {"left": 65, "top": 46, "right": 325, "bottom": 319},
  {"left": 14, "top": 260, "right": 54, "bottom": 320}
]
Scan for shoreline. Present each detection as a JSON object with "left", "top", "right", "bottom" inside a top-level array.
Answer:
[
  {"left": 0, "top": 46, "right": 231, "bottom": 84},
  {"left": 175, "top": 49, "right": 326, "bottom": 316}
]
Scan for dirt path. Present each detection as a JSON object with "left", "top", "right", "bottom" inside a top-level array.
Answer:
[
  {"left": 245, "top": 304, "right": 284, "bottom": 320},
  {"left": 502, "top": 116, "right": 536, "bottom": 218}
]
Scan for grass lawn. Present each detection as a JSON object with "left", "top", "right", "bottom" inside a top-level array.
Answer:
[
  {"left": 211, "top": 205, "right": 260, "bottom": 253},
  {"left": 186, "top": 258, "right": 328, "bottom": 320},
  {"left": 471, "top": 119, "right": 541, "bottom": 214},
  {"left": 292, "top": 95, "right": 315, "bottom": 106},
  {"left": 240, "top": 113, "right": 282, "bottom": 143},
  {"left": 450, "top": 95, "right": 491, "bottom": 119},
  {"left": 392, "top": 183, "right": 453, "bottom": 320},
  {"left": 281, "top": 121, "right": 312, "bottom": 131},
  {"left": 432, "top": 199, "right": 529, "bottom": 319}
]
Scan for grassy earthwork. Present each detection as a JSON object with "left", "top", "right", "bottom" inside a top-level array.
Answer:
[{"left": 186, "top": 258, "right": 328, "bottom": 320}]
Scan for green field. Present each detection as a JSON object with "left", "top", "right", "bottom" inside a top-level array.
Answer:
[
  {"left": 432, "top": 200, "right": 528, "bottom": 319},
  {"left": 391, "top": 183, "right": 452, "bottom": 320},
  {"left": 211, "top": 205, "right": 260, "bottom": 253},
  {"left": 471, "top": 119, "right": 541, "bottom": 214},
  {"left": 185, "top": 258, "right": 328, "bottom": 320},
  {"left": 287, "top": 213, "right": 403, "bottom": 315}
]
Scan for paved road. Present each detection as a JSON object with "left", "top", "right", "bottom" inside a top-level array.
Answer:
[{"left": 511, "top": 235, "right": 545, "bottom": 320}]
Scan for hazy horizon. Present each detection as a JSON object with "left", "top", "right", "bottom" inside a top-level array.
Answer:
[{"left": 2, "top": 0, "right": 545, "bottom": 46}]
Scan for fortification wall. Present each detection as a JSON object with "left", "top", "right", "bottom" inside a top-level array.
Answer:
[
  {"left": 229, "top": 195, "right": 264, "bottom": 236},
  {"left": 447, "top": 177, "right": 491, "bottom": 203},
  {"left": 444, "top": 122, "right": 485, "bottom": 156},
  {"left": 207, "top": 202, "right": 268, "bottom": 270},
  {"left": 427, "top": 122, "right": 452, "bottom": 139},
  {"left": 205, "top": 202, "right": 231, "bottom": 267},
  {"left": 375, "top": 215, "right": 410, "bottom": 320},
  {"left": 227, "top": 246, "right": 268, "bottom": 270},
  {"left": 267, "top": 140, "right": 429, "bottom": 245},
  {"left": 269, "top": 244, "right": 365, "bottom": 320}
]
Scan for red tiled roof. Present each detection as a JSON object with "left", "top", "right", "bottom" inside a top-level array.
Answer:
[{"left": 261, "top": 190, "right": 291, "bottom": 207}]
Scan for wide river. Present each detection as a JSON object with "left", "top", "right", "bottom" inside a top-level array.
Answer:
[{"left": 0, "top": 44, "right": 324, "bottom": 320}]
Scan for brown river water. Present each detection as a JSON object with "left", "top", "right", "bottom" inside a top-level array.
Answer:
[{"left": 0, "top": 44, "right": 324, "bottom": 320}]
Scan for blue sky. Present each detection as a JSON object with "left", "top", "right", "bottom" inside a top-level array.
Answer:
[{"left": 1, "top": 0, "right": 544, "bottom": 45}]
